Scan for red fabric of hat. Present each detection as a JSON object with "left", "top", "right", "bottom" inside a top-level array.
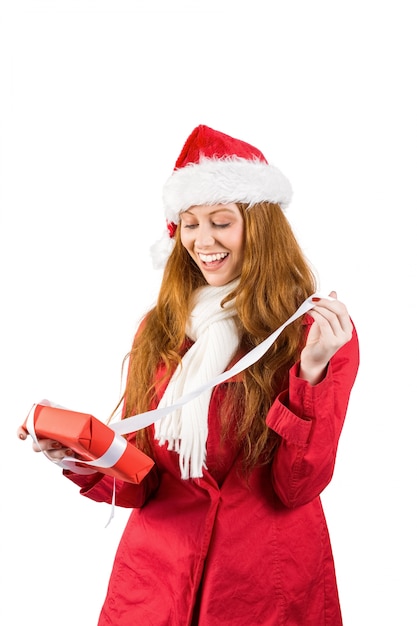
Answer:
[{"left": 174, "top": 125, "right": 267, "bottom": 169}]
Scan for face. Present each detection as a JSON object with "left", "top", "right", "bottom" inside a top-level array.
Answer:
[{"left": 180, "top": 203, "right": 245, "bottom": 287}]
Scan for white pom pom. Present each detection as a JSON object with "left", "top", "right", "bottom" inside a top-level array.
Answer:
[{"left": 150, "top": 230, "right": 175, "bottom": 269}]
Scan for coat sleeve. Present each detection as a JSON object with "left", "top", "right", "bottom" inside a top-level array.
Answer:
[
  {"left": 63, "top": 461, "right": 159, "bottom": 508},
  {"left": 266, "top": 321, "right": 359, "bottom": 508}
]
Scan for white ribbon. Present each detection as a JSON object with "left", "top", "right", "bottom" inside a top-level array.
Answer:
[
  {"left": 29, "top": 293, "right": 328, "bottom": 480},
  {"left": 26, "top": 293, "right": 328, "bottom": 526},
  {"left": 110, "top": 292, "right": 326, "bottom": 437}
]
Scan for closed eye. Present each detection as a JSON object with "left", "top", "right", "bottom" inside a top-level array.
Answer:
[
  {"left": 183, "top": 222, "right": 231, "bottom": 229},
  {"left": 213, "top": 223, "right": 231, "bottom": 228}
]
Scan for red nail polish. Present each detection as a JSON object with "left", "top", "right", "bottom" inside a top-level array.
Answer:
[{"left": 312, "top": 297, "right": 321, "bottom": 302}]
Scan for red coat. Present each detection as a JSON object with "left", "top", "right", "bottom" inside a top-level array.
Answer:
[{"left": 66, "top": 319, "right": 359, "bottom": 625}]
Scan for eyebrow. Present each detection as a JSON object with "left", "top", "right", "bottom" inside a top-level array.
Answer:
[{"left": 182, "top": 208, "right": 236, "bottom": 217}]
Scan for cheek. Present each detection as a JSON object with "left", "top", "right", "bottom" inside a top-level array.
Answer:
[
  {"left": 180, "top": 234, "right": 198, "bottom": 260},
  {"left": 179, "top": 228, "right": 191, "bottom": 249},
  {"left": 231, "top": 228, "right": 245, "bottom": 256}
]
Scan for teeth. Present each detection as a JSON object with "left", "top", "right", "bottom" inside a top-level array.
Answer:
[{"left": 199, "top": 252, "right": 228, "bottom": 263}]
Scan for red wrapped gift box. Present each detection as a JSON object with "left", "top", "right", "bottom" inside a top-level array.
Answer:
[{"left": 22, "top": 403, "right": 154, "bottom": 484}]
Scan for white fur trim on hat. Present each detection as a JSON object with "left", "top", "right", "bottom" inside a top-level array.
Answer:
[
  {"left": 150, "top": 229, "right": 175, "bottom": 269},
  {"left": 162, "top": 157, "right": 293, "bottom": 224}
]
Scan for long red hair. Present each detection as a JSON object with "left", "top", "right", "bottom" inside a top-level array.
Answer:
[{"left": 121, "top": 202, "right": 316, "bottom": 469}]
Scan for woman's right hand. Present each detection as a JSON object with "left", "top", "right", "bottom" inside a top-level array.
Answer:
[{"left": 17, "top": 426, "right": 76, "bottom": 462}]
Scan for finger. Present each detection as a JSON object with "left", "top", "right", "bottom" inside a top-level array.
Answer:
[
  {"left": 309, "top": 306, "right": 352, "bottom": 339},
  {"left": 308, "top": 309, "right": 338, "bottom": 342},
  {"left": 45, "top": 449, "right": 72, "bottom": 462},
  {"left": 321, "top": 292, "right": 349, "bottom": 323},
  {"left": 33, "top": 439, "right": 64, "bottom": 454},
  {"left": 44, "top": 451, "right": 62, "bottom": 462},
  {"left": 17, "top": 426, "right": 28, "bottom": 441},
  {"left": 41, "top": 444, "right": 76, "bottom": 462},
  {"left": 312, "top": 297, "right": 351, "bottom": 331},
  {"left": 322, "top": 299, "right": 352, "bottom": 337}
]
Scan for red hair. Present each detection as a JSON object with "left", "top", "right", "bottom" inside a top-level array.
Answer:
[{"left": 121, "top": 202, "right": 316, "bottom": 469}]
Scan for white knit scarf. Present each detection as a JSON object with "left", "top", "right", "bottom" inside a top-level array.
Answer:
[{"left": 154, "top": 279, "right": 240, "bottom": 479}]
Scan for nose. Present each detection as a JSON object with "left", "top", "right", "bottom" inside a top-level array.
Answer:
[{"left": 195, "top": 224, "right": 215, "bottom": 248}]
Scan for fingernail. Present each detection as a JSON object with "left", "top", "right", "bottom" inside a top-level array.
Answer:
[
  {"left": 312, "top": 297, "right": 321, "bottom": 302},
  {"left": 65, "top": 449, "right": 74, "bottom": 456},
  {"left": 52, "top": 441, "right": 62, "bottom": 448}
]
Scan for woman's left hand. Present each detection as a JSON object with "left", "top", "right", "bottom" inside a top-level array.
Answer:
[{"left": 299, "top": 291, "right": 353, "bottom": 385}]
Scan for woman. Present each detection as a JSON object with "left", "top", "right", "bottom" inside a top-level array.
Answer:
[{"left": 19, "top": 125, "right": 359, "bottom": 625}]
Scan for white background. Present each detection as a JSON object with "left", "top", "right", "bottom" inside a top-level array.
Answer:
[{"left": 1, "top": 1, "right": 416, "bottom": 624}]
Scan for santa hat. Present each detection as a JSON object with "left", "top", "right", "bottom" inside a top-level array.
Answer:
[{"left": 151, "top": 125, "right": 292, "bottom": 268}]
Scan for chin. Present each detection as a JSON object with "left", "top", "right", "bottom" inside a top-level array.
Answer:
[{"left": 203, "top": 274, "right": 238, "bottom": 287}]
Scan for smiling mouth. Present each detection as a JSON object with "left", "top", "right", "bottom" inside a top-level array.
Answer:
[{"left": 198, "top": 252, "right": 229, "bottom": 265}]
